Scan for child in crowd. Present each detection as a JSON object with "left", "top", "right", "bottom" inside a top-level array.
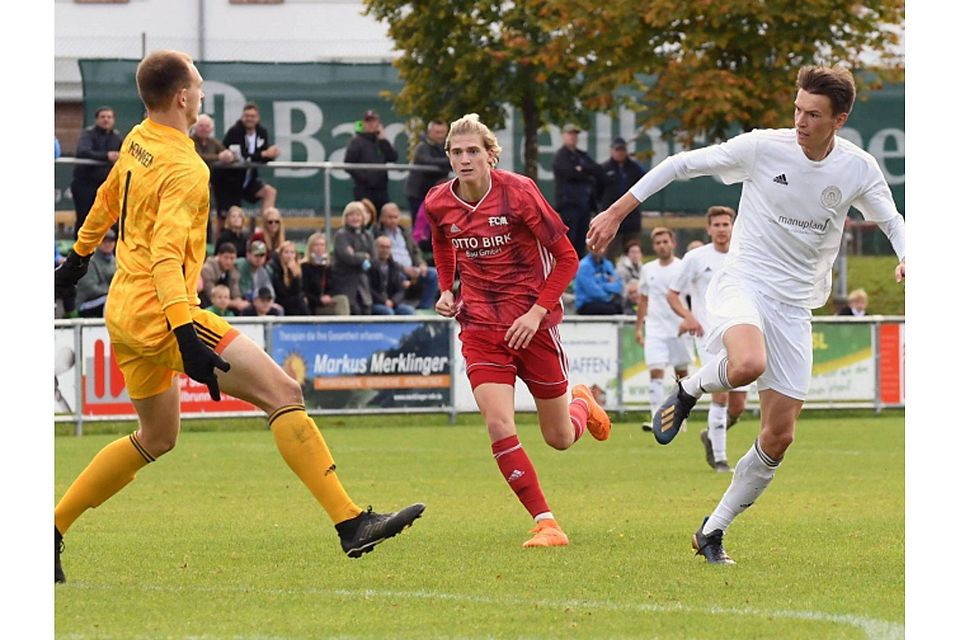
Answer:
[{"left": 205, "top": 283, "right": 235, "bottom": 317}]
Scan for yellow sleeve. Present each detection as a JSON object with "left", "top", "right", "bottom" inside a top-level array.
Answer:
[
  {"left": 151, "top": 168, "right": 209, "bottom": 329},
  {"left": 74, "top": 164, "right": 122, "bottom": 257}
]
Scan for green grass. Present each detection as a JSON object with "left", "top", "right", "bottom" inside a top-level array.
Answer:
[
  {"left": 817, "top": 255, "right": 904, "bottom": 316},
  {"left": 55, "top": 412, "right": 904, "bottom": 639}
]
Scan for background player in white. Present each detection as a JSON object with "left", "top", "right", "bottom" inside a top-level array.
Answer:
[
  {"left": 636, "top": 227, "right": 691, "bottom": 430},
  {"left": 587, "top": 64, "right": 905, "bottom": 564},
  {"left": 668, "top": 207, "right": 746, "bottom": 473}
]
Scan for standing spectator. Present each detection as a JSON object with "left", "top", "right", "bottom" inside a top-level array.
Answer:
[
  {"left": 240, "top": 287, "right": 283, "bottom": 317},
  {"left": 344, "top": 110, "right": 399, "bottom": 216},
  {"left": 75, "top": 228, "right": 118, "bottom": 318},
  {"left": 599, "top": 137, "right": 646, "bottom": 259},
  {"left": 404, "top": 119, "right": 451, "bottom": 228},
  {"left": 331, "top": 201, "right": 374, "bottom": 315},
  {"left": 259, "top": 207, "right": 286, "bottom": 259},
  {"left": 552, "top": 123, "right": 603, "bottom": 258},
  {"left": 216, "top": 206, "right": 249, "bottom": 259},
  {"left": 218, "top": 103, "right": 279, "bottom": 218},
  {"left": 269, "top": 240, "right": 310, "bottom": 316},
  {"left": 838, "top": 288, "right": 869, "bottom": 316},
  {"left": 205, "top": 284, "right": 236, "bottom": 317},
  {"left": 190, "top": 114, "right": 234, "bottom": 236},
  {"left": 372, "top": 202, "right": 439, "bottom": 310},
  {"left": 200, "top": 242, "right": 249, "bottom": 313},
  {"left": 573, "top": 246, "right": 623, "bottom": 315},
  {"left": 236, "top": 240, "right": 275, "bottom": 302},
  {"left": 369, "top": 236, "right": 415, "bottom": 316},
  {"left": 616, "top": 239, "right": 644, "bottom": 313},
  {"left": 301, "top": 232, "right": 351, "bottom": 316},
  {"left": 71, "top": 106, "right": 123, "bottom": 239}
]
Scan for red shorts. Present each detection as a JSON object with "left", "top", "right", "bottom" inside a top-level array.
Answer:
[{"left": 460, "top": 325, "right": 569, "bottom": 399}]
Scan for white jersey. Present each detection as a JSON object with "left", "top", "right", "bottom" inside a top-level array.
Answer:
[
  {"left": 630, "top": 129, "right": 905, "bottom": 309},
  {"left": 670, "top": 242, "right": 727, "bottom": 321},
  {"left": 639, "top": 257, "right": 685, "bottom": 338}
]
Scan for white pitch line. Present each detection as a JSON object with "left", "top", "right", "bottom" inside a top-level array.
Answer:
[{"left": 66, "top": 582, "right": 904, "bottom": 640}]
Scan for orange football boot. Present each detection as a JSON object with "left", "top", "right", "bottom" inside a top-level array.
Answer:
[
  {"left": 571, "top": 384, "right": 611, "bottom": 441},
  {"left": 522, "top": 518, "right": 570, "bottom": 548}
]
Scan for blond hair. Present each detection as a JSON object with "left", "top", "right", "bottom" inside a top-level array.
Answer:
[
  {"left": 277, "top": 240, "right": 301, "bottom": 284},
  {"left": 446, "top": 113, "right": 501, "bottom": 166},
  {"left": 342, "top": 201, "right": 368, "bottom": 228},
  {"left": 261, "top": 206, "right": 285, "bottom": 253},
  {"left": 651, "top": 226, "right": 675, "bottom": 240},
  {"left": 706, "top": 205, "right": 735, "bottom": 224},
  {"left": 847, "top": 288, "right": 868, "bottom": 303}
]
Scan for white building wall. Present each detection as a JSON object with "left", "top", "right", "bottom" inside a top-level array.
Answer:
[{"left": 55, "top": 0, "right": 395, "bottom": 98}]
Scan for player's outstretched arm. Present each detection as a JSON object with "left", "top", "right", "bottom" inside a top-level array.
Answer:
[{"left": 587, "top": 192, "right": 640, "bottom": 254}]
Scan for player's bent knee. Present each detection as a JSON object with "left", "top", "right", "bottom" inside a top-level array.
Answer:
[
  {"left": 137, "top": 430, "right": 178, "bottom": 457},
  {"left": 485, "top": 415, "right": 516, "bottom": 441},
  {"left": 544, "top": 429, "right": 574, "bottom": 451},
  {"left": 728, "top": 355, "right": 765, "bottom": 386}
]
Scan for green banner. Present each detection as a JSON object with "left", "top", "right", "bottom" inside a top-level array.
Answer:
[{"left": 58, "top": 60, "right": 904, "bottom": 216}]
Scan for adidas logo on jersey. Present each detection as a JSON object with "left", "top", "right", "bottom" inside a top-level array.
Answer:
[
  {"left": 450, "top": 223, "right": 462, "bottom": 233},
  {"left": 773, "top": 173, "right": 788, "bottom": 185},
  {"left": 507, "top": 469, "right": 525, "bottom": 483}
]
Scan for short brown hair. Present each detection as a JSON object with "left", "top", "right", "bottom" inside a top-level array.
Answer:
[
  {"left": 796, "top": 65, "right": 856, "bottom": 116},
  {"left": 706, "top": 205, "right": 736, "bottom": 224},
  {"left": 651, "top": 226, "right": 674, "bottom": 240},
  {"left": 136, "top": 50, "right": 194, "bottom": 111}
]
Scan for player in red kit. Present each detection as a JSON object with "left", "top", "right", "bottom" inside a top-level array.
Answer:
[{"left": 424, "top": 113, "right": 611, "bottom": 548}]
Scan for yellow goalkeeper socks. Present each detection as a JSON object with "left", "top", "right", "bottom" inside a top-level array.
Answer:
[
  {"left": 269, "top": 404, "right": 362, "bottom": 525},
  {"left": 54, "top": 433, "right": 154, "bottom": 535}
]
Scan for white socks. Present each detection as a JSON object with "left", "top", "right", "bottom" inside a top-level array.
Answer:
[
  {"left": 649, "top": 378, "right": 664, "bottom": 420},
  {"left": 703, "top": 440, "right": 780, "bottom": 534},
  {"left": 708, "top": 402, "right": 728, "bottom": 462},
  {"left": 681, "top": 355, "right": 731, "bottom": 399}
]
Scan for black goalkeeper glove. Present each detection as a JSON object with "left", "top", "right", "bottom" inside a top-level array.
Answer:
[
  {"left": 173, "top": 324, "right": 232, "bottom": 401},
  {"left": 54, "top": 250, "right": 92, "bottom": 291}
]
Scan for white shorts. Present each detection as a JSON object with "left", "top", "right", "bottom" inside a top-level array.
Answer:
[
  {"left": 693, "top": 336, "right": 749, "bottom": 394},
  {"left": 644, "top": 334, "right": 692, "bottom": 370},
  {"left": 703, "top": 271, "right": 812, "bottom": 400}
]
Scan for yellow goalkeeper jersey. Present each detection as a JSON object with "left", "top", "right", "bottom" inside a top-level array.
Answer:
[{"left": 75, "top": 118, "right": 210, "bottom": 348}]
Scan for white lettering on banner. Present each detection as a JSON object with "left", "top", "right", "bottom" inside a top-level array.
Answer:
[
  {"left": 313, "top": 353, "right": 368, "bottom": 375},
  {"left": 866, "top": 128, "right": 905, "bottom": 186},
  {"left": 274, "top": 101, "right": 325, "bottom": 178},
  {"left": 201, "top": 81, "right": 247, "bottom": 136},
  {"left": 369, "top": 353, "right": 449, "bottom": 376}
]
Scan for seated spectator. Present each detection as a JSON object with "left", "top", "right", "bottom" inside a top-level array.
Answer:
[
  {"left": 216, "top": 206, "right": 249, "bottom": 258},
  {"left": 259, "top": 207, "right": 285, "bottom": 259},
  {"left": 215, "top": 103, "right": 279, "bottom": 219},
  {"left": 269, "top": 240, "right": 310, "bottom": 316},
  {"left": 76, "top": 229, "right": 118, "bottom": 318},
  {"left": 616, "top": 240, "right": 644, "bottom": 313},
  {"left": 369, "top": 236, "right": 415, "bottom": 316},
  {"left": 574, "top": 246, "right": 623, "bottom": 315},
  {"left": 838, "top": 288, "right": 869, "bottom": 316},
  {"left": 331, "top": 201, "right": 374, "bottom": 315},
  {"left": 236, "top": 240, "right": 275, "bottom": 303},
  {"left": 205, "top": 283, "right": 235, "bottom": 317},
  {"left": 301, "top": 232, "right": 351, "bottom": 316},
  {"left": 200, "top": 242, "right": 250, "bottom": 314},
  {"left": 240, "top": 286, "right": 283, "bottom": 317},
  {"left": 372, "top": 201, "right": 439, "bottom": 310}
]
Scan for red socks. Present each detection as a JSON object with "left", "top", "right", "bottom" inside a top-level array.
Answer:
[
  {"left": 569, "top": 398, "right": 588, "bottom": 442},
  {"left": 492, "top": 435, "right": 550, "bottom": 518}
]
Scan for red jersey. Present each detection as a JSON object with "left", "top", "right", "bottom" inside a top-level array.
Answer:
[{"left": 424, "top": 169, "right": 575, "bottom": 330}]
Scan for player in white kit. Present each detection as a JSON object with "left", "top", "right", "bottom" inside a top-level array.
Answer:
[
  {"left": 587, "top": 65, "right": 905, "bottom": 564},
  {"left": 668, "top": 207, "right": 747, "bottom": 474},
  {"left": 636, "top": 227, "right": 691, "bottom": 430}
]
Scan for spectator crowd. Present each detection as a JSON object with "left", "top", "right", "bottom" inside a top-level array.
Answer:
[{"left": 56, "top": 106, "right": 878, "bottom": 322}]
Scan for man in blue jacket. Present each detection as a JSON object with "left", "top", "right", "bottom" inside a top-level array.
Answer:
[{"left": 574, "top": 247, "right": 623, "bottom": 315}]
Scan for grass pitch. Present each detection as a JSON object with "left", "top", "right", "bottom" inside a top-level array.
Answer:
[{"left": 55, "top": 411, "right": 904, "bottom": 639}]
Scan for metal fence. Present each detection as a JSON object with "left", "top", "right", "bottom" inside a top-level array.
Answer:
[{"left": 54, "top": 315, "right": 905, "bottom": 435}]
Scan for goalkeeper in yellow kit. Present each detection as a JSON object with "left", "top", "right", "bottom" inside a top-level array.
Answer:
[{"left": 53, "top": 50, "right": 423, "bottom": 583}]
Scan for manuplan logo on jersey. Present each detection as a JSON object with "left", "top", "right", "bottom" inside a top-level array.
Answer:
[{"left": 777, "top": 215, "right": 827, "bottom": 234}]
